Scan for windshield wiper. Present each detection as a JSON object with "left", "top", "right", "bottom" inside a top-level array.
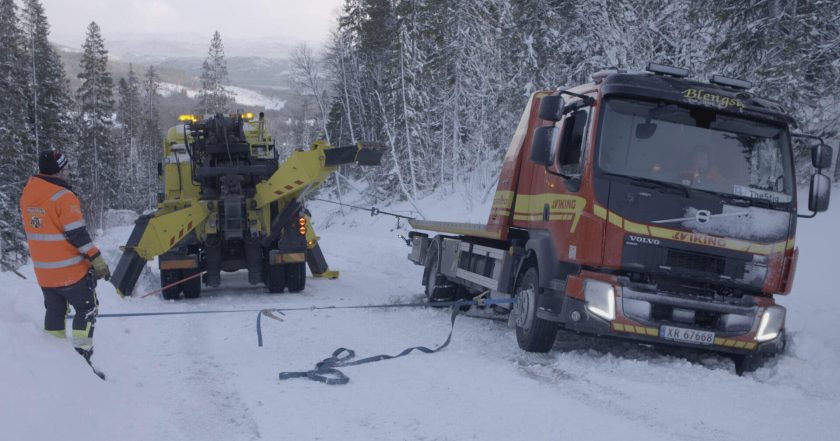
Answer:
[
  {"left": 693, "top": 189, "right": 780, "bottom": 209},
  {"left": 615, "top": 174, "right": 692, "bottom": 198}
]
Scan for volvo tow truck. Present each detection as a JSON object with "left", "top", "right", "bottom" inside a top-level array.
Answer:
[{"left": 407, "top": 63, "right": 833, "bottom": 374}]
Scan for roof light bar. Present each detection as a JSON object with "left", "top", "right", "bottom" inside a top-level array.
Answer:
[
  {"left": 646, "top": 63, "right": 689, "bottom": 78},
  {"left": 709, "top": 74, "right": 753, "bottom": 90}
]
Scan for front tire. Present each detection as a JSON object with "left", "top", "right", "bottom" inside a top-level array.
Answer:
[{"left": 513, "top": 265, "right": 557, "bottom": 352}]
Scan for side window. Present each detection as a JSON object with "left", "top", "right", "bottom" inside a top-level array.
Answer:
[{"left": 558, "top": 107, "right": 591, "bottom": 176}]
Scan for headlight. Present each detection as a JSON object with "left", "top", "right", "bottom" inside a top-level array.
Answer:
[
  {"left": 585, "top": 280, "right": 616, "bottom": 321},
  {"left": 756, "top": 306, "right": 785, "bottom": 342}
]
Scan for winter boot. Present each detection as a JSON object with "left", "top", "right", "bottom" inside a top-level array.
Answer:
[{"left": 75, "top": 347, "right": 93, "bottom": 362}]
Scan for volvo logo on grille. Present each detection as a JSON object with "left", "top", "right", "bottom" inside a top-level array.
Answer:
[
  {"left": 628, "top": 235, "right": 660, "bottom": 245},
  {"left": 695, "top": 209, "right": 711, "bottom": 224}
]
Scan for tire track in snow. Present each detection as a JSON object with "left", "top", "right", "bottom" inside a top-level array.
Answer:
[
  {"left": 514, "top": 357, "right": 737, "bottom": 441},
  {"left": 168, "top": 314, "right": 262, "bottom": 440}
]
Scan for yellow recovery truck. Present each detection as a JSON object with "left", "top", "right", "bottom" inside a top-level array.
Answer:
[{"left": 111, "top": 111, "right": 382, "bottom": 299}]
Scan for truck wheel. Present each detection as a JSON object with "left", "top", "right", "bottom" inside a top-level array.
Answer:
[
  {"left": 734, "top": 354, "right": 764, "bottom": 376},
  {"left": 182, "top": 269, "right": 202, "bottom": 299},
  {"left": 733, "top": 330, "right": 786, "bottom": 375},
  {"left": 267, "top": 264, "right": 286, "bottom": 293},
  {"left": 513, "top": 266, "right": 557, "bottom": 352},
  {"left": 424, "top": 242, "right": 454, "bottom": 303},
  {"left": 160, "top": 269, "right": 182, "bottom": 300},
  {"left": 286, "top": 262, "right": 306, "bottom": 292}
]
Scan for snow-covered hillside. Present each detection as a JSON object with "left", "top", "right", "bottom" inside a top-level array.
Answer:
[
  {"left": 160, "top": 82, "right": 286, "bottom": 110},
  {"left": 1, "top": 189, "right": 838, "bottom": 441}
]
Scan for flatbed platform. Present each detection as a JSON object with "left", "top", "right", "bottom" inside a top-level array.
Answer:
[{"left": 408, "top": 219, "right": 503, "bottom": 240}]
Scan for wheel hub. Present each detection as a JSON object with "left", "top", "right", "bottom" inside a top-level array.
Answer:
[{"left": 514, "top": 287, "right": 535, "bottom": 330}]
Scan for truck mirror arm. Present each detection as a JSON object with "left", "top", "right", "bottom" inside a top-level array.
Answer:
[{"left": 556, "top": 89, "right": 595, "bottom": 106}]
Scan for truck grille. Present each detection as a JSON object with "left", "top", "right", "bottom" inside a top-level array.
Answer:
[{"left": 666, "top": 249, "right": 725, "bottom": 274}]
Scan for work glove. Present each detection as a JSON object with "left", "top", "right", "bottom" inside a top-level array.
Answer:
[{"left": 90, "top": 254, "right": 111, "bottom": 281}]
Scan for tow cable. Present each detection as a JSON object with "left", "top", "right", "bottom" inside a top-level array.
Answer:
[
  {"left": 86, "top": 295, "right": 516, "bottom": 386},
  {"left": 309, "top": 197, "right": 416, "bottom": 227}
]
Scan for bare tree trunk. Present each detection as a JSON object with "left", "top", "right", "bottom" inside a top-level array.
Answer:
[{"left": 398, "top": 34, "right": 418, "bottom": 199}]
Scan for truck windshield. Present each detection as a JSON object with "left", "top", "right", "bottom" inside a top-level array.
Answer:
[{"left": 598, "top": 98, "right": 794, "bottom": 204}]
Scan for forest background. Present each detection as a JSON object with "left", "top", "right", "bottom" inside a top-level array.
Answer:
[{"left": 1, "top": 0, "right": 839, "bottom": 270}]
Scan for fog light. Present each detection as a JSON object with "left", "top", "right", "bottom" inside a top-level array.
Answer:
[
  {"left": 584, "top": 280, "right": 616, "bottom": 321},
  {"left": 756, "top": 306, "right": 785, "bottom": 342}
]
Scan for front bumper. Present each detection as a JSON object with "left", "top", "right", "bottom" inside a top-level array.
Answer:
[{"left": 536, "top": 279, "right": 786, "bottom": 356}]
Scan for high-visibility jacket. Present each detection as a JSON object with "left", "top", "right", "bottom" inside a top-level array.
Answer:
[{"left": 19, "top": 175, "right": 101, "bottom": 288}]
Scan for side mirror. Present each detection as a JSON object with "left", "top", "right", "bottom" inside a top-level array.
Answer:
[
  {"left": 809, "top": 173, "right": 831, "bottom": 213},
  {"left": 811, "top": 144, "right": 833, "bottom": 170},
  {"left": 538, "top": 95, "right": 566, "bottom": 122},
  {"left": 530, "top": 126, "right": 558, "bottom": 166},
  {"left": 635, "top": 122, "right": 657, "bottom": 139}
]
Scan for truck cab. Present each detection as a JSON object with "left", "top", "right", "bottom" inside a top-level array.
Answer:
[{"left": 408, "top": 64, "right": 833, "bottom": 373}]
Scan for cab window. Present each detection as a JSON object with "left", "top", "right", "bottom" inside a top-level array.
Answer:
[{"left": 557, "top": 106, "right": 591, "bottom": 176}]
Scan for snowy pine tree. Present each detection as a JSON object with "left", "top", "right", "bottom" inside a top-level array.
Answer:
[
  {"left": 139, "top": 65, "right": 163, "bottom": 210},
  {"left": 21, "top": 0, "right": 75, "bottom": 158},
  {"left": 197, "top": 31, "right": 232, "bottom": 115},
  {"left": 76, "top": 21, "right": 116, "bottom": 230},
  {"left": 116, "top": 64, "right": 143, "bottom": 210},
  {"left": 0, "top": 0, "right": 32, "bottom": 267}
]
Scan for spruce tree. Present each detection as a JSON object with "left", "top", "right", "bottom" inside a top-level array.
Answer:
[
  {"left": 116, "top": 64, "right": 142, "bottom": 209},
  {"left": 76, "top": 21, "right": 116, "bottom": 230},
  {"left": 0, "top": 0, "right": 32, "bottom": 266},
  {"left": 140, "top": 65, "right": 163, "bottom": 210},
  {"left": 197, "top": 31, "right": 232, "bottom": 115},
  {"left": 21, "top": 0, "right": 75, "bottom": 158}
]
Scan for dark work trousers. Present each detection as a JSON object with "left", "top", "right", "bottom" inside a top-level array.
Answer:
[{"left": 42, "top": 273, "right": 99, "bottom": 350}]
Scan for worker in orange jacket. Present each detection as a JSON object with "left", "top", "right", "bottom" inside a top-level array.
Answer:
[{"left": 19, "top": 150, "right": 111, "bottom": 363}]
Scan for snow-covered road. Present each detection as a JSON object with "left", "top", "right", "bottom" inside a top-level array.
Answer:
[{"left": 2, "top": 193, "right": 838, "bottom": 441}]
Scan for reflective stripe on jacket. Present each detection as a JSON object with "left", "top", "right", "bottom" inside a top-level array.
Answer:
[{"left": 19, "top": 175, "right": 101, "bottom": 288}]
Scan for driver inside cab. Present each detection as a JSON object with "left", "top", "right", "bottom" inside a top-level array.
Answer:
[{"left": 675, "top": 144, "right": 728, "bottom": 192}]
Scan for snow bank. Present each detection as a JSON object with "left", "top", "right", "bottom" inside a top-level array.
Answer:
[
  {"left": 0, "top": 266, "right": 169, "bottom": 441},
  {"left": 0, "top": 186, "right": 838, "bottom": 441}
]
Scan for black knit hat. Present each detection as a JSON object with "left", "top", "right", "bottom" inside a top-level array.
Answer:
[{"left": 38, "top": 150, "right": 69, "bottom": 175}]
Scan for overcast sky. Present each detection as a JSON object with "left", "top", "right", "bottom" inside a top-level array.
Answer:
[{"left": 42, "top": 0, "right": 343, "bottom": 48}]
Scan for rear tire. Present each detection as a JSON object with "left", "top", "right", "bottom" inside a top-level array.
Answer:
[
  {"left": 424, "top": 242, "right": 454, "bottom": 303},
  {"left": 182, "top": 268, "right": 202, "bottom": 299},
  {"left": 513, "top": 265, "right": 557, "bottom": 352},
  {"left": 286, "top": 262, "right": 306, "bottom": 292},
  {"left": 160, "top": 269, "right": 182, "bottom": 300},
  {"left": 267, "top": 264, "right": 286, "bottom": 293}
]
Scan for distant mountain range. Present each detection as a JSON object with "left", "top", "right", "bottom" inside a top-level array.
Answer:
[{"left": 54, "top": 36, "right": 296, "bottom": 109}]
